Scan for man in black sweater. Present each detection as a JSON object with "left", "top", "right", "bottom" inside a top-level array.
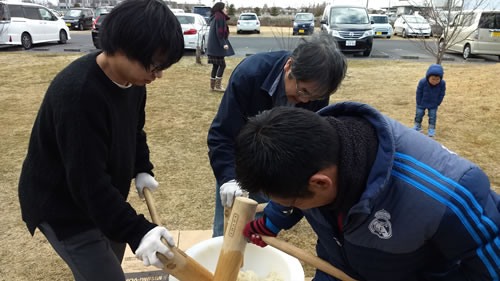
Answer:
[{"left": 18, "top": 0, "right": 184, "bottom": 280}]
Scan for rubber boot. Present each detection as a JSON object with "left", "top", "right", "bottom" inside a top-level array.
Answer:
[
  {"left": 210, "top": 78, "right": 216, "bottom": 90},
  {"left": 214, "top": 77, "right": 225, "bottom": 92},
  {"left": 413, "top": 122, "right": 422, "bottom": 132}
]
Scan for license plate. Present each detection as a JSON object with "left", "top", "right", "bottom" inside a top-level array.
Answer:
[
  {"left": 346, "top": 40, "right": 356, "bottom": 46},
  {"left": 376, "top": 32, "right": 382, "bottom": 35},
  {"left": 299, "top": 29, "right": 304, "bottom": 33},
  {"left": 492, "top": 32, "right": 500, "bottom": 37},
  {"left": 66, "top": 23, "right": 71, "bottom": 27}
]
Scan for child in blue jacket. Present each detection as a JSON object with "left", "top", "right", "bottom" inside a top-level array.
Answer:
[{"left": 413, "top": 64, "right": 446, "bottom": 137}]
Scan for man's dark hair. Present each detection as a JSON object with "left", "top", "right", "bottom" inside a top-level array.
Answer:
[
  {"left": 211, "top": 2, "right": 225, "bottom": 15},
  {"left": 235, "top": 107, "right": 340, "bottom": 198},
  {"left": 99, "top": 0, "right": 184, "bottom": 71},
  {"left": 289, "top": 34, "right": 347, "bottom": 100}
]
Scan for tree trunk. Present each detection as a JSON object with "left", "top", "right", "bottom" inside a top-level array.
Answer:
[{"left": 196, "top": 47, "right": 202, "bottom": 65}]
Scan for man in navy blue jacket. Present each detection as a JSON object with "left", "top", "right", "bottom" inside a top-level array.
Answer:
[
  {"left": 207, "top": 34, "right": 347, "bottom": 237},
  {"left": 413, "top": 64, "right": 446, "bottom": 137},
  {"left": 236, "top": 104, "right": 500, "bottom": 281}
]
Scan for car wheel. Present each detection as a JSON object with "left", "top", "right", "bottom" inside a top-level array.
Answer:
[
  {"left": 58, "top": 30, "right": 68, "bottom": 44},
  {"left": 387, "top": 36, "right": 391, "bottom": 39},
  {"left": 21, "top": 32, "right": 32, "bottom": 49},
  {"left": 463, "top": 44, "right": 471, "bottom": 60},
  {"left": 237, "top": 30, "right": 241, "bottom": 34},
  {"left": 402, "top": 29, "right": 407, "bottom": 38},
  {"left": 362, "top": 49, "right": 371, "bottom": 57},
  {"left": 256, "top": 30, "right": 260, "bottom": 34}
]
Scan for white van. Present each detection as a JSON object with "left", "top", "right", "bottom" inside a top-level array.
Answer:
[
  {"left": 0, "top": 1, "right": 70, "bottom": 49},
  {"left": 441, "top": 10, "right": 500, "bottom": 59}
]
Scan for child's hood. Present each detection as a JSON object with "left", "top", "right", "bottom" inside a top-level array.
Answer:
[{"left": 426, "top": 64, "right": 444, "bottom": 79}]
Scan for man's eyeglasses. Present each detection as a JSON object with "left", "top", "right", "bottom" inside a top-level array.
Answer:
[
  {"left": 150, "top": 62, "right": 165, "bottom": 73},
  {"left": 295, "top": 79, "right": 313, "bottom": 99}
]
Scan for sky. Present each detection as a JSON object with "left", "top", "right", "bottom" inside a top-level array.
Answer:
[{"left": 181, "top": 0, "right": 500, "bottom": 10}]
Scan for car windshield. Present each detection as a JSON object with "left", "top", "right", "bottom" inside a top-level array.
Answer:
[
  {"left": 330, "top": 7, "right": 369, "bottom": 24},
  {"left": 176, "top": 15, "right": 195, "bottom": 24},
  {"left": 371, "top": 15, "right": 388, "bottom": 23},
  {"left": 406, "top": 16, "right": 427, "bottom": 24},
  {"left": 295, "top": 13, "right": 313, "bottom": 21},
  {"left": 192, "top": 7, "right": 210, "bottom": 17},
  {"left": 240, "top": 14, "right": 257, "bottom": 20},
  {"left": 67, "top": 9, "right": 82, "bottom": 17}
]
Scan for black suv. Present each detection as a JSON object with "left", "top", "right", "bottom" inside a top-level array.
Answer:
[
  {"left": 63, "top": 8, "right": 94, "bottom": 30},
  {"left": 91, "top": 12, "right": 108, "bottom": 48}
]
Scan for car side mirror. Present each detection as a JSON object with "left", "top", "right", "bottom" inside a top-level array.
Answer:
[
  {"left": 320, "top": 19, "right": 326, "bottom": 25},
  {"left": 371, "top": 20, "right": 374, "bottom": 24}
]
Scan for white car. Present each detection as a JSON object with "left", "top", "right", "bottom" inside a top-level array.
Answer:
[
  {"left": 175, "top": 13, "right": 209, "bottom": 53},
  {"left": 393, "top": 15, "right": 432, "bottom": 38},
  {"left": 0, "top": 2, "right": 70, "bottom": 49},
  {"left": 369, "top": 14, "right": 393, "bottom": 38},
  {"left": 237, "top": 13, "right": 260, "bottom": 34}
]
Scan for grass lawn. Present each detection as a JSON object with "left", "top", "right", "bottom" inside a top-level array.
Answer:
[{"left": 0, "top": 52, "right": 499, "bottom": 280}]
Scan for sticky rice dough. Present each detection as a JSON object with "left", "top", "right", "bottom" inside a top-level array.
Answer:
[{"left": 237, "top": 270, "right": 284, "bottom": 281}]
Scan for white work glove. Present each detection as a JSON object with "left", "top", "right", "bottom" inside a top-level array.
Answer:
[
  {"left": 135, "top": 226, "right": 175, "bottom": 269},
  {"left": 135, "top": 172, "right": 158, "bottom": 199},
  {"left": 220, "top": 179, "right": 243, "bottom": 207}
]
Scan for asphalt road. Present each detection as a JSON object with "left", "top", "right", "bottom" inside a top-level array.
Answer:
[{"left": 2, "top": 31, "right": 499, "bottom": 63}]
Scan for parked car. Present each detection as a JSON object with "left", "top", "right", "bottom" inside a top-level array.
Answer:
[
  {"left": 175, "top": 13, "right": 209, "bottom": 53},
  {"left": 292, "top": 12, "right": 315, "bottom": 35},
  {"left": 63, "top": 8, "right": 94, "bottom": 30},
  {"left": 170, "top": 8, "right": 184, "bottom": 14},
  {"left": 393, "top": 15, "right": 432, "bottom": 38},
  {"left": 91, "top": 12, "right": 108, "bottom": 48},
  {"left": 320, "top": 4, "right": 373, "bottom": 56},
  {"left": 441, "top": 10, "right": 500, "bottom": 60},
  {"left": 369, "top": 14, "right": 392, "bottom": 38},
  {"left": 95, "top": 6, "right": 113, "bottom": 17},
  {"left": 192, "top": 6, "right": 211, "bottom": 23},
  {"left": 0, "top": 2, "right": 70, "bottom": 49},
  {"left": 237, "top": 13, "right": 260, "bottom": 34}
]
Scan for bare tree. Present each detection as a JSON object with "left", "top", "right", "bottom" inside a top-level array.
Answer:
[{"left": 404, "top": 0, "right": 488, "bottom": 64}]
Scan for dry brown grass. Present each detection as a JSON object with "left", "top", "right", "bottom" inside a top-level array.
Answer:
[{"left": 0, "top": 52, "right": 499, "bottom": 280}]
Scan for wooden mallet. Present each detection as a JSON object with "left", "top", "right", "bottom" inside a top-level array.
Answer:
[
  {"left": 214, "top": 197, "right": 258, "bottom": 281},
  {"left": 143, "top": 188, "right": 213, "bottom": 281}
]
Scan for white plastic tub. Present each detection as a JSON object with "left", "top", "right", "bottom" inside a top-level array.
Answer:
[{"left": 170, "top": 236, "right": 304, "bottom": 281}]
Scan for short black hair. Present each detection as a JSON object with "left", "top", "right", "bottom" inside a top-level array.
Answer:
[
  {"left": 99, "top": 0, "right": 184, "bottom": 71},
  {"left": 235, "top": 107, "right": 340, "bottom": 199},
  {"left": 289, "top": 34, "right": 347, "bottom": 100},
  {"left": 211, "top": 2, "right": 225, "bottom": 15}
]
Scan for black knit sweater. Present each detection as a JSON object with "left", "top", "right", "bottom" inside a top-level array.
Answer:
[{"left": 18, "top": 52, "right": 156, "bottom": 251}]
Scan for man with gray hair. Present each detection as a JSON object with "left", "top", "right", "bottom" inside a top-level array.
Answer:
[{"left": 207, "top": 34, "right": 347, "bottom": 237}]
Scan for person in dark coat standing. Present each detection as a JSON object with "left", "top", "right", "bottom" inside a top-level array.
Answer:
[
  {"left": 207, "top": 34, "right": 347, "bottom": 237},
  {"left": 207, "top": 2, "right": 234, "bottom": 92},
  {"left": 17, "top": 0, "right": 184, "bottom": 279},
  {"left": 413, "top": 64, "right": 446, "bottom": 137}
]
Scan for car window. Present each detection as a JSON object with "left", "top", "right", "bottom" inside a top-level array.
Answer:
[
  {"left": 67, "top": 9, "right": 82, "bottom": 17},
  {"left": 330, "top": 7, "right": 369, "bottom": 24},
  {"left": 176, "top": 15, "right": 195, "bottom": 24},
  {"left": 7, "top": 5, "right": 23, "bottom": 17},
  {"left": 454, "top": 13, "right": 475, "bottom": 27},
  {"left": 240, "top": 14, "right": 257, "bottom": 20},
  {"left": 23, "top": 7, "right": 41, "bottom": 20},
  {"left": 192, "top": 7, "right": 210, "bottom": 18},
  {"left": 0, "top": 2, "right": 10, "bottom": 21},
  {"left": 479, "top": 13, "right": 500, "bottom": 29},
  {"left": 295, "top": 13, "right": 313, "bottom": 21},
  {"left": 96, "top": 13, "right": 107, "bottom": 24},
  {"left": 405, "top": 16, "right": 427, "bottom": 24},
  {"left": 39, "top": 8, "right": 54, "bottom": 21},
  {"left": 370, "top": 15, "right": 388, "bottom": 23}
]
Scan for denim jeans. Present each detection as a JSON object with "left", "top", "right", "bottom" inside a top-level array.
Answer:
[
  {"left": 414, "top": 106, "right": 438, "bottom": 129},
  {"left": 213, "top": 182, "right": 268, "bottom": 237},
  {"left": 39, "top": 222, "right": 126, "bottom": 281}
]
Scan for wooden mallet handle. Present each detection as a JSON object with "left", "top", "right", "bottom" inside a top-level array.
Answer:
[
  {"left": 143, "top": 188, "right": 213, "bottom": 281},
  {"left": 260, "top": 236, "right": 358, "bottom": 281}
]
